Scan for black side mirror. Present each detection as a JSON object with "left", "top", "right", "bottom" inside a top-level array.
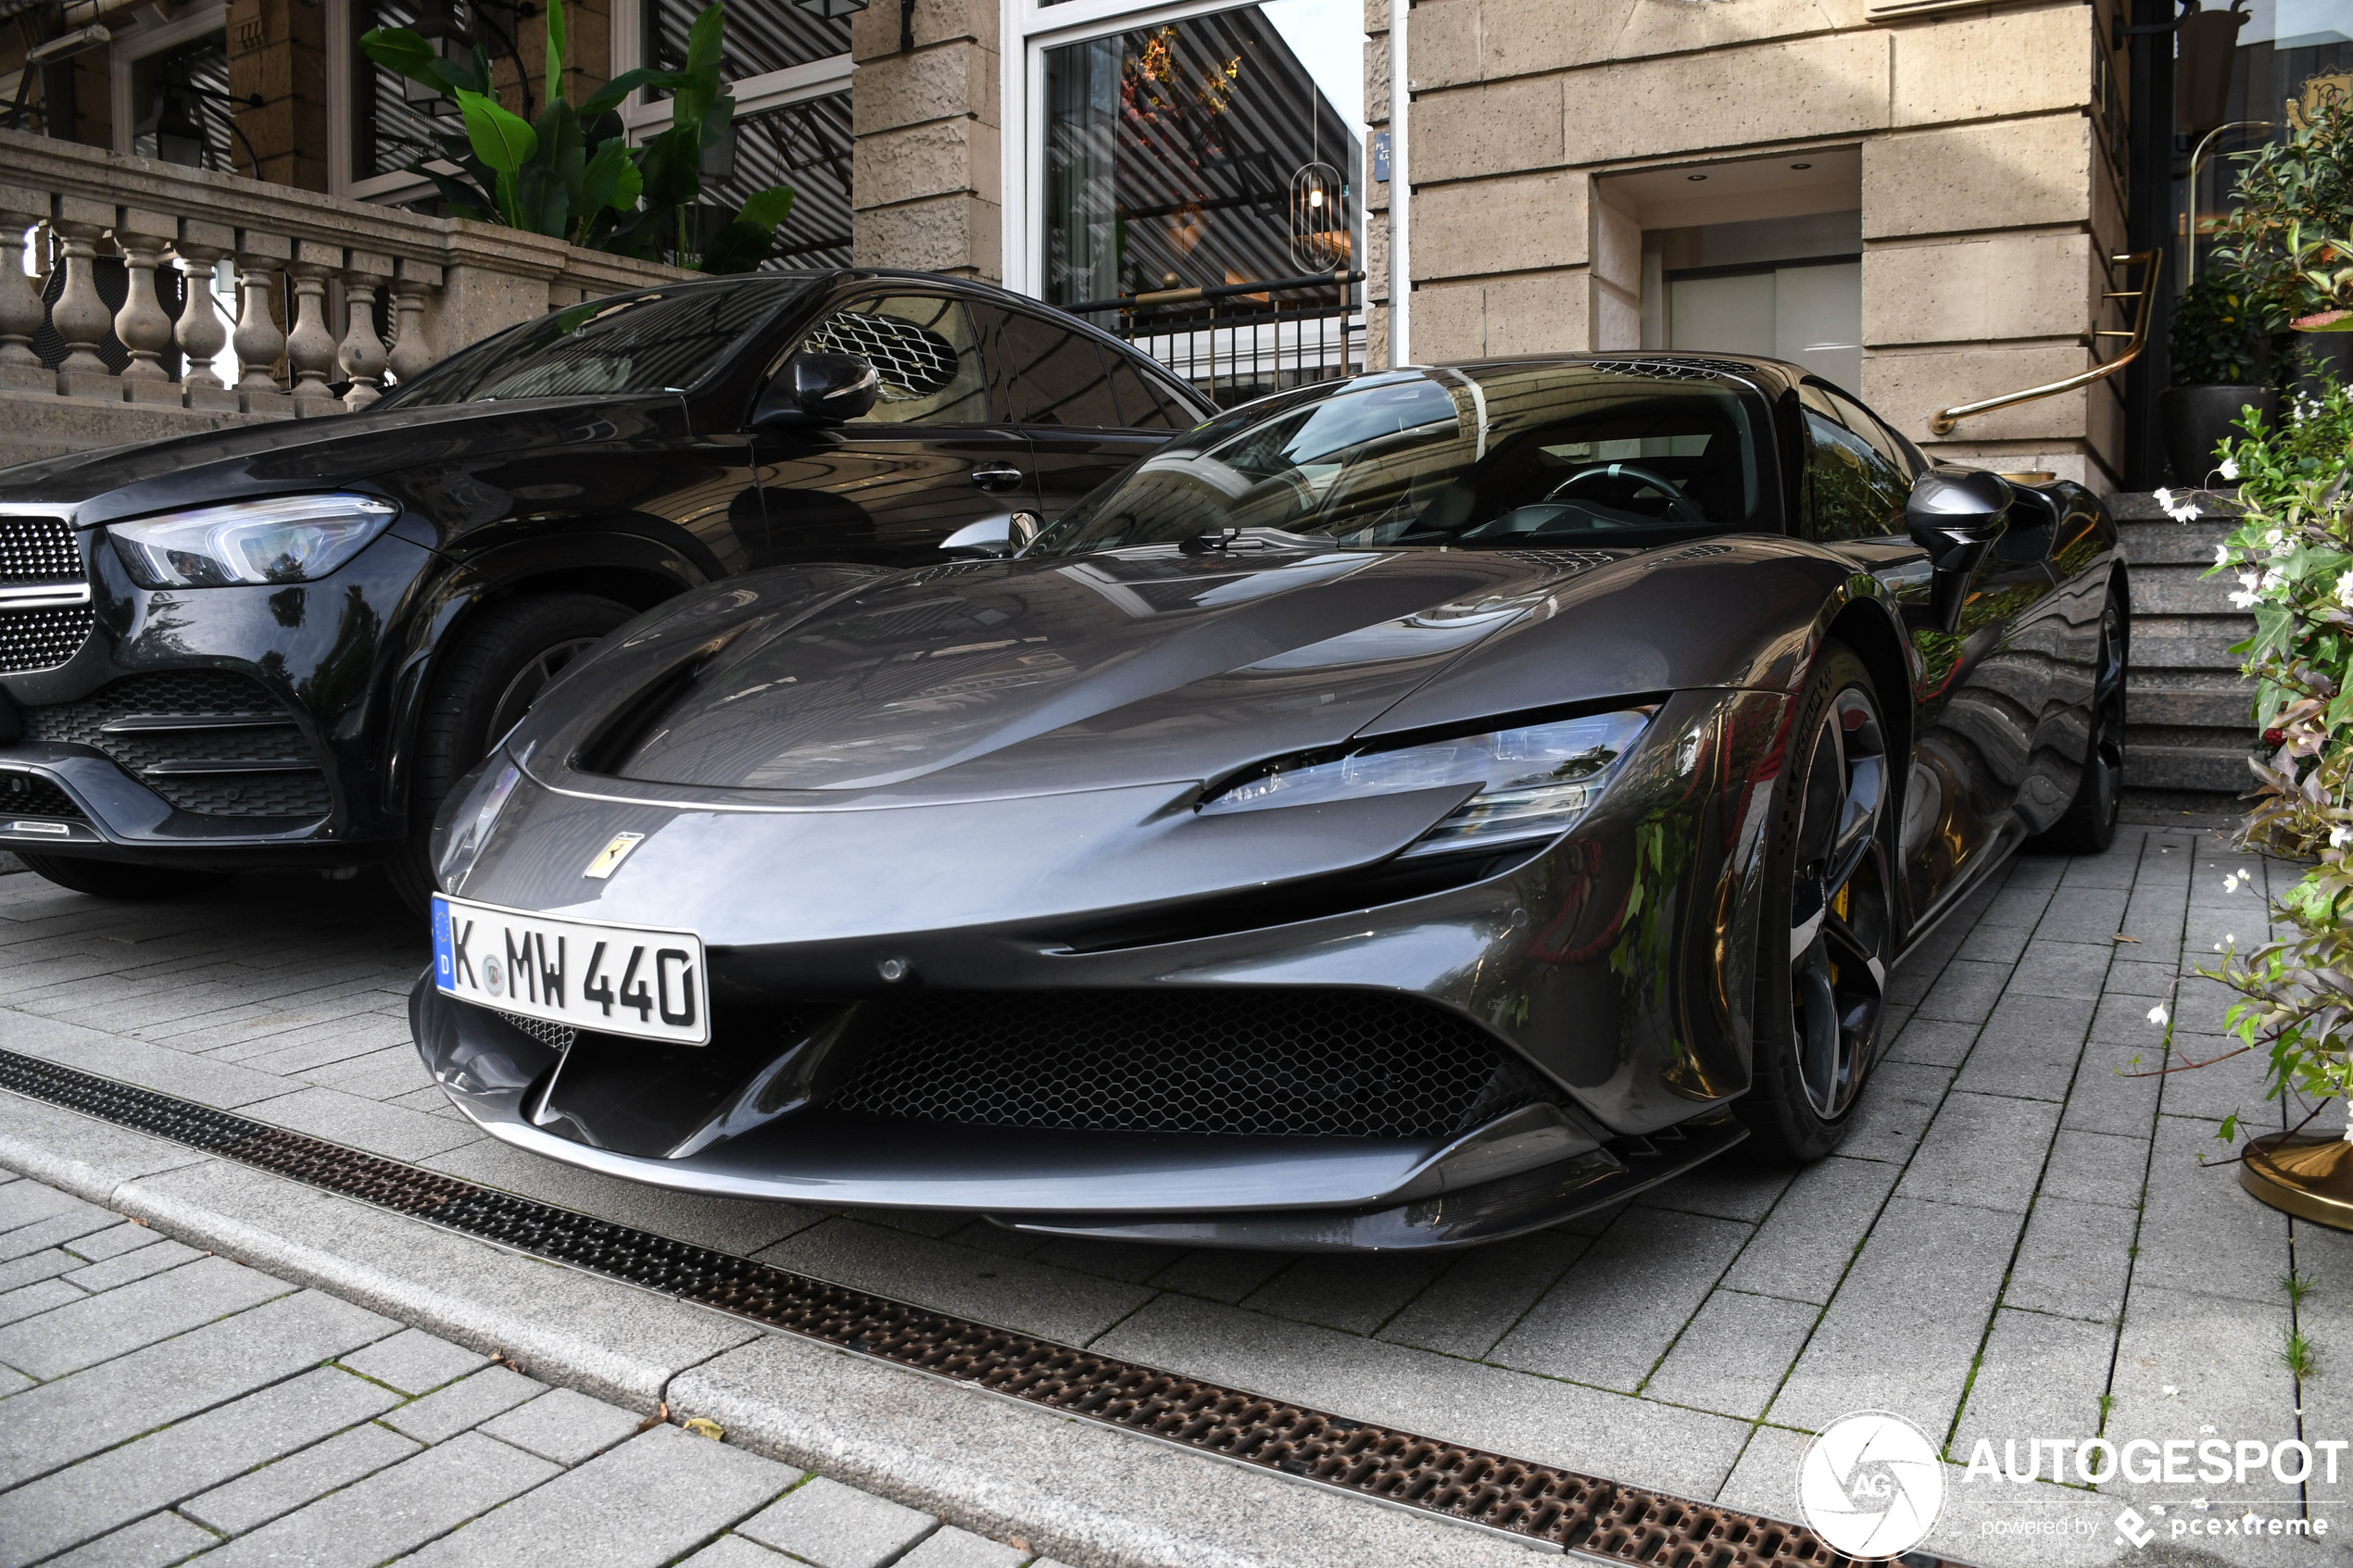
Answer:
[
  {"left": 1903, "top": 469, "right": 2013, "bottom": 633},
  {"left": 939, "top": 510, "right": 1043, "bottom": 559},
  {"left": 752, "top": 352, "right": 880, "bottom": 428}
]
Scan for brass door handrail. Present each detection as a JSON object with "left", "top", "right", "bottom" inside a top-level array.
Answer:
[{"left": 1927, "top": 250, "right": 2163, "bottom": 436}]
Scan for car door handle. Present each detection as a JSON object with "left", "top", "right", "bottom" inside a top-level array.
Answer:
[{"left": 971, "top": 465, "right": 1026, "bottom": 493}]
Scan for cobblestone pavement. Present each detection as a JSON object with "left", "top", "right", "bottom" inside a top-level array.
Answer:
[
  {"left": 0, "top": 1169, "right": 1065, "bottom": 1568},
  {"left": 0, "top": 824, "right": 2347, "bottom": 1567}
]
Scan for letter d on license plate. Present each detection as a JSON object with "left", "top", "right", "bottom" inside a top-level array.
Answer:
[{"left": 432, "top": 894, "right": 710, "bottom": 1046}]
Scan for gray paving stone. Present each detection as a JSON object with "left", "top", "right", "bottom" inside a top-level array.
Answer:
[
  {"left": 5, "top": 1024, "right": 292, "bottom": 1109},
  {"left": 1147, "top": 1247, "right": 1298, "bottom": 1304},
  {"left": 2133, "top": 1115, "right": 2291, "bottom": 1301},
  {"left": 1022, "top": 1235, "right": 1185, "bottom": 1284},
  {"left": 738, "top": 1476, "right": 937, "bottom": 1568},
  {"left": 0, "top": 1289, "right": 397, "bottom": 1490},
  {"left": 1239, "top": 1251, "right": 1450, "bottom": 1336},
  {"left": 1635, "top": 1159, "right": 1793, "bottom": 1223},
  {"left": 63, "top": 1222, "right": 167, "bottom": 1262},
  {"left": 192, "top": 1429, "right": 558, "bottom": 1568},
  {"left": 296, "top": 1044, "right": 438, "bottom": 1100},
  {"left": 681, "top": 1540, "right": 787, "bottom": 1566},
  {"left": 2043, "top": 886, "right": 2129, "bottom": 933},
  {"left": 0, "top": 1179, "right": 103, "bottom": 1235},
  {"left": 1840, "top": 1060, "right": 1950, "bottom": 1164},
  {"left": 2004, "top": 1197, "right": 2135, "bottom": 1323},
  {"left": 0, "top": 1271, "right": 86, "bottom": 1334},
  {"left": 0, "top": 1208, "right": 121, "bottom": 1263},
  {"left": 754, "top": 1219, "right": 1152, "bottom": 1347},
  {"left": 234, "top": 1086, "right": 480, "bottom": 1163},
  {"left": 1954, "top": 916, "right": 2032, "bottom": 965},
  {"left": 40, "top": 1512, "right": 218, "bottom": 1568},
  {"left": 1376, "top": 1230, "right": 1587, "bottom": 1359},
  {"left": 181, "top": 1422, "right": 422, "bottom": 1537},
  {"left": 2005, "top": 941, "right": 2114, "bottom": 1000},
  {"left": 1639, "top": 1288, "right": 1818, "bottom": 1419},
  {"left": 1768, "top": 1196, "right": 2021, "bottom": 1436},
  {"left": 1491, "top": 1207, "right": 1748, "bottom": 1392},
  {"left": 0, "top": 1246, "right": 73, "bottom": 1294},
  {"left": 2150, "top": 1032, "right": 2275, "bottom": 1124},
  {"left": 1886, "top": 1018, "right": 1978, "bottom": 1068},
  {"left": 1894, "top": 1091, "right": 2061, "bottom": 1214},
  {"left": 2106, "top": 1285, "right": 2300, "bottom": 1513},
  {"left": 0, "top": 1090, "right": 214, "bottom": 1207},
  {"left": 2104, "top": 959, "right": 2181, "bottom": 997},
  {"left": 63, "top": 1237, "right": 203, "bottom": 1293},
  {"left": 2060, "top": 1042, "right": 2164, "bottom": 1136},
  {"left": 0, "top": 1254, "right": 289, "bottom": 1379},
  {"left": 2040, "top": 1127, "right": 2148, "bottom": 1209},
  {"left": 0, "top": 1364, "right": 400, "bottom": 1567},
  {"left": 1718, "top": 1155, "right": 1899, "bottom": 1305},
  {"left": 1950, "top": 1308, "right": 2117, "bottom": 1461},
  {"left": 479, "top": 1385, "right": 646, "bottom": 1465},
  {"left": 337, "top": 1327, "right": 492, "bottom": 1395},
  {"left": 1958, "top": 993, "right": 2095, "bottom": 1101},
  {"left": 381, "top": 1363, "right": 547, "bottom": 1444},
  {"left": 1913, "top": 960, "right": 2012, "bottom": 1023},
  {"left": 402, "top": 1424, "right": 798, "bottom": 1568},
  {"left": 897, "top": 1526, "right": 1031, "bottom": 1568}
]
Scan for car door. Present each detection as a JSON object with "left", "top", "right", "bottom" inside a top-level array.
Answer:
[
  {"left": 1796, "top": 383, "right": 2050, "bottom": 922},
  {"left": 753, "top": 293, "right": 1038, "bottom": 568},
  {"left": 977, "top": 305, "right": 1192, "bottom": 525}
]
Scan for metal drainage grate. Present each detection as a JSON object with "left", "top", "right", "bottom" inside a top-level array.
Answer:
[{"left": 0, "top": 1046, "right": 1954, "bottom": 1568}]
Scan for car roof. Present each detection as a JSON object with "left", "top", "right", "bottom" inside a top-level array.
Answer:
[{"left": 1428, "top": 353, "right": 1810, "bottom": 397}]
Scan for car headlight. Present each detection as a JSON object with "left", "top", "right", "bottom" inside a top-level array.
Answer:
[
  {"left": 108, "top": 495, "right": 397, "bottom": 588},
  {"left": 1202, "top": 709, "right": 1652, "bottom": 857},
  {"left": 434, "top": 751, "right": 523, "bottom": 891}
]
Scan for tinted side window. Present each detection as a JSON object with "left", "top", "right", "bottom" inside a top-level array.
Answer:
[
  {"left": 799, "top": 295, "right": 990, "bottom": 424},
  {"left": 990, "top": 310, "right": 1124, "bottom": 427},
  {"left": 1827, "top": 389, "right": 1919, "bottom": 483},
  {"left": 1801, "top": 385, "right": 1909, "bottom": 543},
  {"left": 1104, "top": 355, "right": 1189, "bottom": 430}
]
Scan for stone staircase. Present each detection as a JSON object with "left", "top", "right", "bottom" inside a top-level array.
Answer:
[{"left": 2113, "top": 491, "right": 2255, "bottom": 821}]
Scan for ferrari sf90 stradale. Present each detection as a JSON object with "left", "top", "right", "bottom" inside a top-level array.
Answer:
[{"left": 410, "top": 355, "right": 2123, "bottom": 1250}]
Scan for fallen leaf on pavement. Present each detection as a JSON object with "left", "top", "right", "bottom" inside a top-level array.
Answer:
[{"left": 684, "top": 1417, "right": 724, "bottom": 1440}]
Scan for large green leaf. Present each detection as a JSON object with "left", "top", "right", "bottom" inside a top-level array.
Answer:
[
  {"left": 409, "top": 163, "right": 497, "bottom": 222},
  {"left": 359, "top": 26, "right": 484, "bottom": 97},
  {"left": 455, "top": 88, "right": 539, "bottom": 175},
  {"left": 674, "top": 2, "right": 726, "bottom": 123},
  {"left": 734, "top": 184, "right": 795, "bottom": 232},
  {"left": 580, "top": 139, "right": 644, "bottom": 220},
  {"left": 544, "top": 0, "right": 567, "bottom": 102},
  {"left": 697, "top": 218, "right": 777, "bottom": 275},
  {"left": 580, "top": 67, "right": 692, "bottom": 118}
]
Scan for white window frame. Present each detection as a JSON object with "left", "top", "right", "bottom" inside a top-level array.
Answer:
[
  {"left": 998, "top": 0, "right": 1338, "bottom": 299},
  {"left": 109, "top": 0, "right": 233, "bottom": 163},
  {"left": 607, "top": 0, "right": 851, "bottom": 145}
]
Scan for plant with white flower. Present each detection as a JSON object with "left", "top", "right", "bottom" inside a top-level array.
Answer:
[
  {"left": 2156, "top": 486, "right": 2202, "bottom": 522},
  {"left": 2217, "top": 542, "right": 2235, "bottom": 567},
  {"left": 2148, "top": 1003, "right": 2171, "bottom": 1027},
  {"left": 2222, "top": 455, "right": 2242, "bottom": 481}
]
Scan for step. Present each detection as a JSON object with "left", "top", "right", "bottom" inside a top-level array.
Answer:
[
  {"left": 2111, "top": 492, "right": 2246, "bottom": 523},
  {"left": 2131, "top": 624, "right": 2253, "bottom": 671},
  {"left": 2127, "top": 562, "right": 2251, "bottom": 616},
  {"left": 2127, "top": 743, "right": 2259, "bottom": 792},
  {"left": 2119, "top": 519, "right": 2242, "bottom": 565},
  {"left": 2124, "top": 687, "right": 2253, "bottom": 728}
]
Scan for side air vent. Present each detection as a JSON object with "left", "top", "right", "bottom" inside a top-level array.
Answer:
[{"left": 23, "top": 671, "right": 332, "bottom": 820}]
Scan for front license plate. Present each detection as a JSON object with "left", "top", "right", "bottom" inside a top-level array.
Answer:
[{"left": 432, "top": 894, "right": 710, "bottom": 1047}]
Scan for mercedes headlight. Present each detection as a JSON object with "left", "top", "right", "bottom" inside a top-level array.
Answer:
[
  {"left": 1202, "top": 709, "right": 1652, "bottom": 856},
  {"left": 109, "top": 495, "right": 397, "bottom": 588},
  {"left": 434, "top": 751, "right": 523, "bottom": 891}
]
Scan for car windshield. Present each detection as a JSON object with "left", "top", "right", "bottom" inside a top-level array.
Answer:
[
  {"left": 385, "top": 279, "right": 819, "bottom": 407},
  {"left": 1028, "top": 362, "right": 1778, "bottom": 557}
]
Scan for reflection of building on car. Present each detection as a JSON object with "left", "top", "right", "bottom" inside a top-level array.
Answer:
[
  {"left": 411, "top": 353, "right": 2130, "bottom": 1251},
  {"left": 0, "top": 273, "right": 1213, "bottom": 909}
]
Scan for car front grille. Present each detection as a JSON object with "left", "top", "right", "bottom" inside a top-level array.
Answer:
[
  {"left": 23, "top": 671, "right": 332, "bottom": 821},
  {"left": 0, "top": 515, "right": 91, "bottom": 675},
  {"left": 826, "top": 990, "right": 1552, "bottom": 1140},
  {"left": 0, "top": 771, "right": 83, "bottom": 821}
]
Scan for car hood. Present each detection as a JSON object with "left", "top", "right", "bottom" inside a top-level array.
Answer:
[
  {"left": 531, "top": 546, "right": 1623, "bottom": 804},
  {"left": 0, "top": 395, "right": 685, "bottom": 521}
]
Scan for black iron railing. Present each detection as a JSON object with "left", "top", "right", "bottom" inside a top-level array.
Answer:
[{"left": 1064, "top": 269, "right": 1365, "bottom": 408}]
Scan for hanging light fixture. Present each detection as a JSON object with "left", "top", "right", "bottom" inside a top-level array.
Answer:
[
  {"left": 405, "top": 0, "right": 468, "bottom": 111},
  {"left": 1290, "top": 162, "right": 1345, "bottom": 272}
]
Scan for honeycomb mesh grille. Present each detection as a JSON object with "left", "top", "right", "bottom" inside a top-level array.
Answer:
[
  {"left": 828, "top": 991, "right": 1541, "bottom": 1139},
  {"left": 802, "top": 310, "right": 958, "bottom": 401},
  {"left": 0, "top": 516, "right": 80, "bottom": 583},
  {"left": 0, "top": 771, "right": 83, "bottom": 821},
  {"left": 500, "top": 1011, "right": 578, "bottom": 1053},
  {"left": 0, "top": 606, "right": 94, "bottom": 674},
  {"left": 22, "top": 671, "right": 330, "bottom": 820}
]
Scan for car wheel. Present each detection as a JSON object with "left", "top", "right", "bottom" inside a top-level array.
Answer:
[
  {"left": 2027, "top": 593, "right": 2125, "bottom": 855},
  {"left": 14, "top": 854, "right": 228, "bottom": 900},
  {"left": 385, "top": 593, "right": 633, "bottom": 916},
  {"left": 1740, "top": 640, "right": 1895, "bottom": 1162}
]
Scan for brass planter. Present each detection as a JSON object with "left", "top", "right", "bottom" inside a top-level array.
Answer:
[{"left": 2240, "top": 1132, "right": 2353, "bottom": 1230}]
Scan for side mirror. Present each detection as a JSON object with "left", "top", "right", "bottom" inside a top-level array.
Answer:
[
  {"left": 939, "top": 510, "right": 1042, "bottom": 559},
  {"left": 752, "top": 352, "right": 879, "bottom": 428},
  {"left": 1903, "top": 469, "right": 2013, "bottom": 633}
]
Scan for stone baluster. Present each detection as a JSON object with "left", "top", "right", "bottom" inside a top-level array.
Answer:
[
  {"left": 284, "top": 249, "right": 340, "bottom": 418},
  {"left": 111, "top": 210, "right": 179, "bottom": 403},
  {"left": 233, "top": 231, "right": 290, "bottom": 411},
  {"left": 49, "top": 199, "right": 119, "bottom": 400},
  {"left": 0, "top": 196, "right": 46, "bottom": 393},
  {"left": 172, "top": 221, "right": 238, "bottom": 412},
  {"left": 336, "top": 252, "right": 392, "bottom": 411},
  {"left": 386, "top": 258, "right": 442, "bottom": 385}
]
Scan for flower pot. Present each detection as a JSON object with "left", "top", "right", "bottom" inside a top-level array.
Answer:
[
  {"left": 2241, "top": 1130, "right": 2353, "bottom": 1231},
  {"left": 2160, "top": 383, "right": 2278, "bottom": 484}
]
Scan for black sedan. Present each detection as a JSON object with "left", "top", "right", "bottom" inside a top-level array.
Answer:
[
  {"left": 409, "top": 355, "right": 2125, "bottom": 1249},
  {"left": 0, "top": 272, "right": 1209, "bottom": 907}
]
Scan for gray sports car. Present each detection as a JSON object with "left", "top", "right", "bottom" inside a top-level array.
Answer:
[{"left": 408, "top": 354, "right": 2123, "bottom": 1249}]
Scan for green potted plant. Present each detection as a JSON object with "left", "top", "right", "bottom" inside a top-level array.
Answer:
[
  {"left": 2209, "top": 82, "right": 2353, "bottom": 398},
  {"left": 2164, "top": 263, "right": 2277, "bottom": 484}
]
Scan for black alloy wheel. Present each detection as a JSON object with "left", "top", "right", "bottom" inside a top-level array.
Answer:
[
  {"left": 384, "top": 593, "right": 634, "bottom": 916},
  {"left": 1742, "top": 641, "right": 1895, "bottom": 1160},
  {"left": 2030, "top": 595, "right": 2126, "bottom": 854}
]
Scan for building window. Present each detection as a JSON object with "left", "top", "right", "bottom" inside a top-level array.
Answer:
[
  {"left": 639, "top": 0, "right": 847, "bottom": 81},
  {"left": 129, "top": 35, "right": 235, "bottom": 171},
  {"left": 701, "top": 94, "right": 852, "bottom": 270}
]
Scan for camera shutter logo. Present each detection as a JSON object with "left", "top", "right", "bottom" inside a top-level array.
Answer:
[{"left": 1796, "top": 1410, "right": 1945, "bottom": 1558}]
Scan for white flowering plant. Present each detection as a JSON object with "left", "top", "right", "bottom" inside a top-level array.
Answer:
[{"left": 2187, "top": 377, "right": 2353, "bottom": 1139}]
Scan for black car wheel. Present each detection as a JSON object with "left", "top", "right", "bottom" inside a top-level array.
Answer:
[
  {"left": 386, "top": 593, "right": 633, "bottom": 915},
  {"left": 1741, "top": 641, "right": 1895, "bottom": 1161},
  {"left": 2029, "top": 594, "right": 2126, "bottom": 855},
  {"left": 14, "top": 854, "right": 228, "bottom": 900}
]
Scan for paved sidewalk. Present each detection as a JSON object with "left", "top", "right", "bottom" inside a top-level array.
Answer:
[
  {"left": 0, "top": 826, "right": 2347, "bottom": 1567},
  {"left": 0, "top": 1168, "right": 1063, "bottom": 1568}
]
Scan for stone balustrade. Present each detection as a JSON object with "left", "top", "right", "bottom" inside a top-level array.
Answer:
[{"left": 0, "top": 127, "right": 691, "bottom": 465}]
